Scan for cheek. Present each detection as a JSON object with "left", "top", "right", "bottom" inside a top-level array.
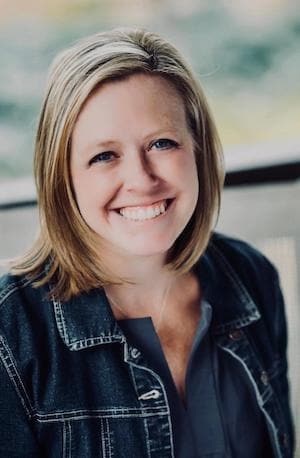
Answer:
[
  {"left": 176, "top": 152, "right": 198, "bottom": 188},
  {"left": 73, "top": 172, "right": 111, "bottom": 206}
]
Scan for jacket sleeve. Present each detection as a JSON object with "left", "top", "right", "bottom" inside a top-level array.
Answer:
[
  {"left": 211, "top": 233, "right": 295, "bottom": 454},
  {"left": 272, "top": 269, "right": 295, "bottom": 453},
  {"left": 0, "top": 360, "right": 42, "bottom": 457}
]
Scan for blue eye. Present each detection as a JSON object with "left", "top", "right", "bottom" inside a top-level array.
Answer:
[
  {"left": 152, "top": 138, "right": 178, "bottom": 150},
  {"left": 89, "top": 151, "right": 115, "bottom": 165}
]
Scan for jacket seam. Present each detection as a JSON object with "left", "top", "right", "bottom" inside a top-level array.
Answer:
[
  {"left": 0, "top": 277, "right": 33, "bottom": 307},
  {"left": 220, "top": 345, "right": 282, "bottom": 458},
  {"left": 0, "top": 335, "right": 34, "bottom": 419},
  {"left": 210, "top": 242, "right": 258, "bottom": 309},
  {"left": 62, "top": 420, "right": 72, "bottom": 458},
  {"left": 127, "top": 353, "right": 152, "bottom": 458},
  {"left": 126, "top": 359, "right": 175, "bottom": 457},
  {"left": 34, "top": 407, "right": 169, "bottom": 423},
  {"left": 53, "top": 299, "right": 70, "bottom": 346}
]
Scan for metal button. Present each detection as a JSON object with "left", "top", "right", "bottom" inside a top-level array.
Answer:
[
  {"left": 228, "top": 329, "right": 243, "bottom": 341},
  {"left": 260, "top": 371, "right": 269, "bottom": 386},
  {"left": 130, "top": 348, "right": 141, "bottom": 359}
]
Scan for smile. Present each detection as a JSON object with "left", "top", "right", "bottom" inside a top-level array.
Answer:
[{"left": 116, "top": 199, "right": 173, "bottom": 222}]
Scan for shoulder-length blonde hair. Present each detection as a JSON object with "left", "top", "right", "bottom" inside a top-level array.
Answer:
[{"left": 11, "top": 27, "right": 224, "bottom": 300}]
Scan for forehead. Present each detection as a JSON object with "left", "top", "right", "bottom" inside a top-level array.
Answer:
[{"left": 73, "top": 73, "right": 188, "bottom": 134}]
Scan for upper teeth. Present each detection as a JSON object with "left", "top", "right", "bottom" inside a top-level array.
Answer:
[{"left": 119, "top": 200, "right": 168, "bottom": 221}]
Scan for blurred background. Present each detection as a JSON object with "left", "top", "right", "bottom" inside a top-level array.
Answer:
[
  {"left": 0, "top": 0, "right": 299, "bottom": 454},
  {"left": 0, "top": 0, "right": 299, "bottom": 179}
]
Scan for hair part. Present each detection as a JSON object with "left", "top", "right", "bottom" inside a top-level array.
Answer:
[{"left": 10, "top": 27, "right": 224, "bottom": 300}]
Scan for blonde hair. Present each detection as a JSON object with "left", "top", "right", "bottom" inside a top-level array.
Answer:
[{"left": 11, "top": 27, "right": 224, "bottom": 300}]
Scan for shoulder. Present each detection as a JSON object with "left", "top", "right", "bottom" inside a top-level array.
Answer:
[
  {"left": 207, "top": 232, "right": 283, "bottom": 332},
  {"left": 209, "top": 232, "right": 279, "bottom": 288},
  {"left": 0, "top": 272, "right": 35, "bottom": 303},
  {"left": 0, "top": 272, "right": 53, "bottom": 355},
  {"left": 208, "top": 232, "right": 285, "bottom": 348},
  {"left": 210, "top": 232, "right": 275, "bottom": 270},
  {"left": 0, "top": 271, "right": 49, "bottom": 312}
]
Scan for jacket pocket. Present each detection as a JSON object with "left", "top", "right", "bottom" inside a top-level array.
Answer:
[{"left": 35, "top": 410, "right": 152, "bottom": 457}]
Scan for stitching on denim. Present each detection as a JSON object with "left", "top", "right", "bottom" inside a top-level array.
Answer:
[
  {"left": 67, "top": 421, "right": 72, "bottom": 458},
  {"left": 62, "top": 421, "right": 66, "bottom": 458},
  {"left": 52, "top": 298, "right": 125, "bottom": 350},
  {"left": 35, "top": 406, "right": 165, "bottom": 416},
  {"left": 100, "top": 418, "right": 107, "bottom": 458},
  {"left": 62, "top": 421, "right": 67, "bottom": 458},
  {"left": 69, "top": 335, "right": 125, "bottom": 351},
  {"left": 127, "top": 361, "right": 175, "bottom": 457},
  {"left": 53, "top": 299, "right": 70, "bottom": 346},
  {"left": 218, "top": 335, "right": 274, "bottom": 401},
  {"left": 210, "top": 243, "right": 258, "bottom": 309},
  {"left": 128, "top": 356, "right": 139, "bottom": 398},
  {"left": 128, "top": 359, "right": 151, "bottom": 458},
  {"left": 62, "top": 420, "right": 72, "bottom": 458},
  {"left": 0, "top": 277, "right": 32, "bottom": 307},
  {"left": 128, "top": 360, "right": 153, "bottom": 457},
  {"left": 105, "top": 418, "right": 113, "bottom": 458},
  {"left": 34, "top": 406, "right": 168, "bottom": 423},
  {"left": 220, "top": 345, "right": 282, "bottom": 458},
  {"left": 210, "top": 243, "right": 261, "bottom": 334},
  {"left": 0, "top": 335, "right": 34, "bottom": 418},
  {"left": 143, "top": 416, "right": 151, "bottom": 458}
]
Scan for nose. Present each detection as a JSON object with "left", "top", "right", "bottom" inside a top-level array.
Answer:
[{"left": 121, "top": 150, "right": 160, "bottom": 192}]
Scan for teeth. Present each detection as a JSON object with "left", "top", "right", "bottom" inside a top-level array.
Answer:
[{"left": 119, "top": 200, "right": 168, "bottom": 221}]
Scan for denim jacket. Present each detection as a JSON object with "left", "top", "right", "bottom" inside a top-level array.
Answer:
[{"left": 0, "top": 233, "right": 294, "bottom": 457}]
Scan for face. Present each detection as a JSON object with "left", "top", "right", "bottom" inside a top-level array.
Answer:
[{"left": 70, "top": 73, "right": 199, "bottom": 264}]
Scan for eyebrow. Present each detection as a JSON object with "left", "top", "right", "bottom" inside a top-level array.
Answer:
[
  {"left": 93, "top": 140, "right": 120, "bottom": 148},
  {"left": 85, "top": 128, "right": 181, "bottom": 151}
]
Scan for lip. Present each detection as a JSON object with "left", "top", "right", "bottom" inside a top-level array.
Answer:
[{"left": 111, "top": 198, "right": 174, "bottom": 212}]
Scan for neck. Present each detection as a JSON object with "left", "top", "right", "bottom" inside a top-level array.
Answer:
[
  {"left": 101, "top": 248, "right": 171, "bottom": 302},
  {"left": 100, "top": 249, "right": 196, "bottom": 320},
  {"left": 105, "top": 273, "right": 200, "bottom": 326},
  {"left": 105, "top": 268, "right": 176, "bottom": 314}
]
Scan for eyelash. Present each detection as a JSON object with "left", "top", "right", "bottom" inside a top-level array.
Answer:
[
  {"left": 150, "top": 138, "right": 179, "bottom": 150},
  {"left": 88, "top": 138, "right": 179, "bottom": 165},
  {"left": 89, "top": 151, "right": 115, "bottom": 165}
]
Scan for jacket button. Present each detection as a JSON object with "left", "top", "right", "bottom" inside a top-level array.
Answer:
[
  {"left": 260, "top": 371, "right": 269, "bottom": 385},
  {"left": 130, "top": 348, "right": 141, "bottom": 359},
  {"left": 282, "top": 433, "right": 289, "bottom": 449},
  {"left": 229, "top": 329, "right": 243, "bottom": 341}
]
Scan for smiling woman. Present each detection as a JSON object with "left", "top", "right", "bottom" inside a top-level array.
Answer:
[
  {"left": 70, "top": 74, "right": 198, "bottom": 262},
  {"left": 0, "top": 28, "right": 294, "bottom": 457},
  {"left": 7, "top": 28, "right": 223, "bottom": 300}
]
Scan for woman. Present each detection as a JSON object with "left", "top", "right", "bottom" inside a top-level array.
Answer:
[{"left": 0, "top": 28, "right": 294, "bottom": 457}]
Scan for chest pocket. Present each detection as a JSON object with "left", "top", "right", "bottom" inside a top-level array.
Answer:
[{"left": 35, "top": 410, "right": 151, "bottom": 458}]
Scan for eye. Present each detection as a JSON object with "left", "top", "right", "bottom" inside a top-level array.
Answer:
[
  {"left": 151, "top": 138, "right": 179, "bottom": 150},
  {"left": 88, "top": 151, "right": 115, "bottom": 165}
]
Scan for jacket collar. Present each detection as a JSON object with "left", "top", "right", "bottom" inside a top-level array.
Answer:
[
  {"left": 195, "top": 240, "right": 261, "bottom": 335},
  {"left": 53, "top": 238, "right": 261, "bottom": 351},
  {"left": 53, "top": 288, "right": 125, "bottom": 351}
]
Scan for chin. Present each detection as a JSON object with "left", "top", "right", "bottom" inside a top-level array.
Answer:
[{"left": 121, "top": 239, "right": 175, "bottom": 258}]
